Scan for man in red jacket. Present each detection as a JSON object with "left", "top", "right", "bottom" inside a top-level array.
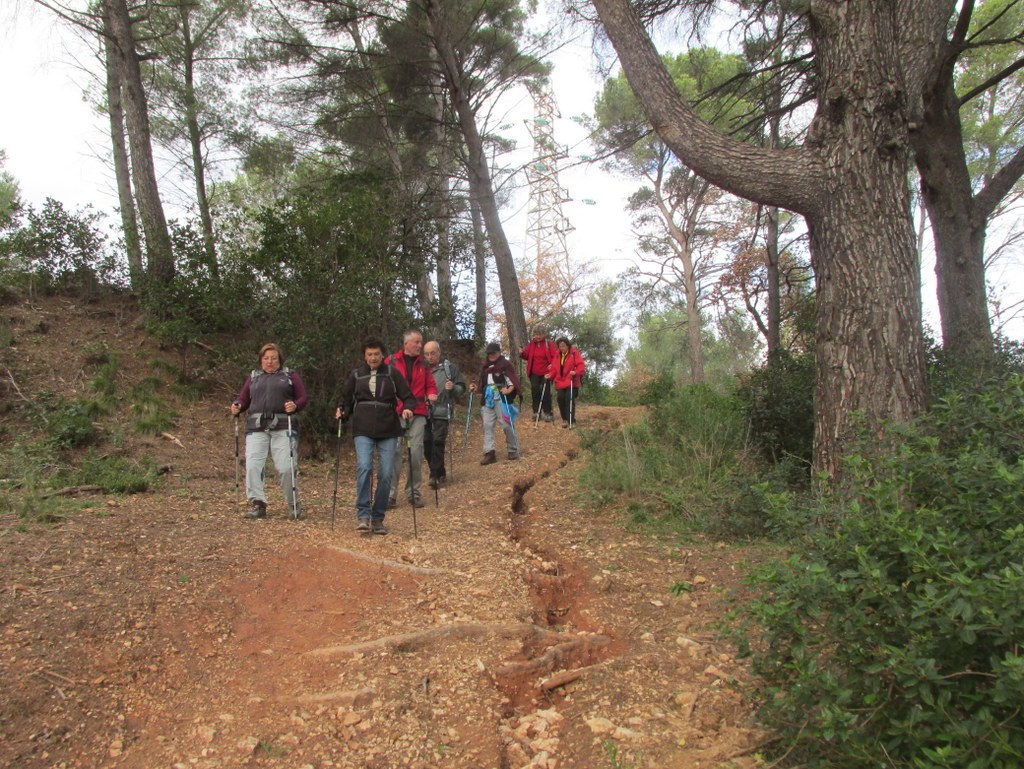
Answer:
[
  {"left": 386, "top": 330, "right": 438, "bottom": 508},
  {"left": 520, "top": 326, "right": 557, "bottom": 423}
]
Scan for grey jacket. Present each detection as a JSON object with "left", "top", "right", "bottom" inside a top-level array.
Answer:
[{"left": 428, "top": 359, "right": 466, "bottom": 421}]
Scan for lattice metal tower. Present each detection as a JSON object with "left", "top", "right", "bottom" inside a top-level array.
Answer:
[{"left": 525, "top": 79, "right": 574, "bottom": 280}]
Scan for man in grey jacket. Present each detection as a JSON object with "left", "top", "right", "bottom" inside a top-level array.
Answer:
[{"left": 423, "top": 340, "right": 466, "bottom": 487}]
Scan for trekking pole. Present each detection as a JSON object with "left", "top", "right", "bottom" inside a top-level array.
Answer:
[
  {"left": 287, "top": 414, "right": 300, "bottom": 520},
  {"left": 427, "top": 403, "right": 439, "bottom": 508},
  {"left": 448, "top": 403, "right": 456, "bottom": 483},
  {"left": 534, "top": 379, "right": 549, "bottom": 428},
  {"left": 569, "top": 381, "right": 574, "bottom": 429},
  {"left": 501, "top": 396, "right": 520, "bottom": 456},
  {"left": 233, "top": 414, "right": 241, "bottom": 511},
  {"left": 402, "top": 420, "right": 418, "bottom": 538},
  {"left": 462, "top": 391, "right": 474, "bottom": 452},
  {"left": 330, "top": 416, "right": 344, "bottom": 531}
]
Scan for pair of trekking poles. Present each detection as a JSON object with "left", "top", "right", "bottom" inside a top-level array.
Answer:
[
  {"left": 530, "top": 378, "right": 574, "bottom": 428},
  {"left": 461, "top": 387, "right": 522, "bottom": 456},
  {"left": 234, "top": 413, "right": 301, "bottom": 520},
  {"left": 327, "top": 415, "right": 426, "bottom": 538}
]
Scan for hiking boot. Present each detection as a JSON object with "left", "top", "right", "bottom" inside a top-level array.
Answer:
[
  {"left": 562, "top": 421, "right": 570, "bottom": 429},
  {"left": 437, "top": 474, "right": 447, "bottom": 486},
  {"left": 245, "top": 500, "right": 267, "bottom": 519},
  {"left": 371, "top": 520, "right": 388, "bottom": 535},
  {"left": 507, "top": 451, "right": 519, "bottom": 461},
  {"left": 480, "top": 451, "right": 497, "bottom": 465},
  {"left": 409, "top": 497, "right": 425, "bottom": 509},
  {"left": 355, "top": 518, "right": 371, "bottom": 532},
  {"left": 428, "top": 475, "right": 439, "bottom": 489},
  {"left": 544, "top": 413, "right": 554, "bottom": 423},
  {"left": 290, "top": 509, "right": 303, "bottom": 521},
  {"left": 387, "top": 497, "right": 397, "bottom": 509}
]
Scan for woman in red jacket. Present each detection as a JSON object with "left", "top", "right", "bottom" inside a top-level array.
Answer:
[{"left": 548, "top": 336, "right": 585, "bottom": 428}]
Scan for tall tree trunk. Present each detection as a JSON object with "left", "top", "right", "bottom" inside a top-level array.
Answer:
[
  {"left": 431, "top": 63, "right": 457, "bottom": 340},
  {"left": 179, "top": 3, "right": 219, "bottom": 282},
  {"left": 471, "top": 196, "right": 487, "bottom": 347},
  {"left": 591, "top": 0, "right": 935, "bottom": 478},
  {"left": 103, "top": 0, "right": 174, "bottom": 286},
  {"left": 424, "top": 0, "right": 528, "bottom": 358},
  {"left": 103, "top": 32, "right": 143, "bottom": 288},
  {"left": 913, "top": 52, "right": 993, "bottom": 361}
]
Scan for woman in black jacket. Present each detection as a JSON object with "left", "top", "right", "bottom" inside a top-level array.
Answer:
[{"left": 337, "top": 337, "right": 415, "bottom": 535}]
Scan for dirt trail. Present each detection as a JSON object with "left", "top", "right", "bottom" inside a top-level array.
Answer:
[{"left": 0, "top": 298, "right": 767, "bottom": 769}]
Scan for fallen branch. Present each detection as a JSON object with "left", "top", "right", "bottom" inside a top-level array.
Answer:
[
  {"left": 4, "top": 367, "right": 46, "bottom": 422},
  {"left": 721, "top": 735, "right": 782, "bottom": 761},
  {"left": 325, "top": 544, "right": 450, "bottom": 576},
  {"left": 39, "top": 485, "right": 102, "bottom": 499},
  {"left": 161, "top": 432, "right": 184, "bottom": 447},
  {"left": 537, "top": 660, "right": 612, "bottom": 691}
]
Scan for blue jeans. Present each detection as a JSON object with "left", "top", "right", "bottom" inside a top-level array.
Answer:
[{"left": 354, "top": 435, "right": 397, "bottom": 521}]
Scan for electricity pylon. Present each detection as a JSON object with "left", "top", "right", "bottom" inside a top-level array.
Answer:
[{"left": 524, "top": 77, "right": 575, "bottom": 322}]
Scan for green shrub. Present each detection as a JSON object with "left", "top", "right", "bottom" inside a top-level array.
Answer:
[
  {"left": 581, "top": 384, "right": 751, "bottom": 532},
  {"left": 130, "top": 378, "right": 177, "bottom": 435},
  {"left": 736, "top": 349, "right": 814, "bottom": 470},
  {"left": 736, "top": 374, "right": 1024, "bottom": 768},
  {"left": 61, "top": 452, "right": 159, "bottom": 493},
  {"left": 47, "top": 398, "right": 104, "bottom": 449},
  {"left": 927, "top": 334, "right": 1024, "bottom": 403}
]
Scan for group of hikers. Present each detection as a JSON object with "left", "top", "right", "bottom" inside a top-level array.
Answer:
[{"left": 229, "top": 328, "right": 585, "bottom": 535}]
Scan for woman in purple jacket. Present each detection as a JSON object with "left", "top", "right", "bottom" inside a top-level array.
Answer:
[{"left": 230, "top": 343, "right": 308, "bottom": 520}]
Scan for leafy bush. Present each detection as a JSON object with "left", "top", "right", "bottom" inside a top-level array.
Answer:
[
  {"left": 736, "top": 374, "right": 1024, "bottom": 768},
  {"left": 0, "top": 198, "right": 127, "bottom": 296},
  {"left": 736, "top": 348, "right": 814, "bottom": 470},
  {"left": 47, "top": 398, "right": 105, "bottom": 449},
  {"left": 927, "top": 334, "right": 1024, "bottom": 403}
]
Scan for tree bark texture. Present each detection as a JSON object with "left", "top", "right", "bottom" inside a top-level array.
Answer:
[
  {"left": 103, "top": 0, "right": 174, "bottom": 285},
  {"left": 103, "top": 32, "right": 143, "bottom": 287},
  {"left": 591, "top": 0, "right": 944, "bottom": 477}
]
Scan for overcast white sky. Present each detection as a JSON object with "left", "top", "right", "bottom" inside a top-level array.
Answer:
[
  {"left": 0, "top": 2, "right": 638, "bottom": 275},
  {"left": 2, "top": 3, "right": 1021, "bottom": 341}
]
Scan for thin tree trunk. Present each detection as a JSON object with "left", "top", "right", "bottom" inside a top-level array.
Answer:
[
  {"left": 103, "top": 31, "right": 143, "bottom": 288},
  {"left": 104, "top": 0, "right": 174, "bottom": 286},
  {"left": 913, "top": 56, "right": 993, "bottom": 361},
  {"left": 764, "top": 205, "right": 781, "bottom": 354},
  {"left": 179, "top": 3, "right": 219, "bottom": 282},
  {"left": 424, "top": 0, "right": 528, "bottom": 358},
  {"left": 431, "top": 62, "right": 456, "bottom": 339},
  {"left": 471, "top": 196, "right": 487, "bottom": 346}
]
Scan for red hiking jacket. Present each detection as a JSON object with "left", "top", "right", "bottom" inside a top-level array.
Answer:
[
  {"left": 385, "top": 352, "right": 438, "bottom": 417},
  {"left": 520, "top": 338, "right": 558, "bottom": 377},
  {"left": 549, "top": 347, "right": 585, "bottom": 390}
]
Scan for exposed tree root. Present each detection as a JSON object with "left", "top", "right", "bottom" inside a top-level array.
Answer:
[
  {"left": 325, "top": 544, "right": 450, "bottom": 576},
  {"left": 306, "top": 622, "right": 578, "bottom": 659},
  {"left": 288, "top": 686, "right": 375, "bottom": 707},
  {"left": 494, "top": 634, "right": 612, "bottom": 682}
]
